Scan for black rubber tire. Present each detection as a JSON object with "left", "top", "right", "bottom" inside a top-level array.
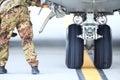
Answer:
[
  {"left": 94, "top": 25, "right": 112, "bottom": 69},
  {"left": 66, "top": 24, "right": 84, "bottom": 69}
]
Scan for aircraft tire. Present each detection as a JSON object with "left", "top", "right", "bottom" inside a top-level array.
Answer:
[
  {"left": 66, "top": 24, "right": 84, "bottom": 69},
  {"left": 94, "top": 25, "right": 112, "bottom": 69}
]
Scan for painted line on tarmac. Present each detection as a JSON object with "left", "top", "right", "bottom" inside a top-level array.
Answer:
[
  {"left": 76, "top": 69, "right": 85, "bottom": 80},
  {"left": 81, "top": 50, "right": 102, "bottom": 80},
  {"left": 76, "top": 50, "right": 108, "bottom": 80},
  {"left": 98, "top": 69, "right": 108, "bottom": 80}
]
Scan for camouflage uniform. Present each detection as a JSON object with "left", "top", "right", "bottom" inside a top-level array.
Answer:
[{"left": 0, "top": 0, "right": 40, "bottom": 67}]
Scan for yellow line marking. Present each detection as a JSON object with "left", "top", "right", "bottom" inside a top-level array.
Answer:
[{"left": 82, "top": 50, "right": 102, "bottom": 80}]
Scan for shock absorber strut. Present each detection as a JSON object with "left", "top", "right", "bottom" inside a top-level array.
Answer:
[
  {"left": 77, "top": 13, "right": 103, "bottom": 40},
  {"left": 75, "top": 13, "right": 105, "bottom": 49}
]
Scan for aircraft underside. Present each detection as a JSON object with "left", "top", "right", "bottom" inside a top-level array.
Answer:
[{"left": 48, "top": 0, "right": 120, "bottom": 13}]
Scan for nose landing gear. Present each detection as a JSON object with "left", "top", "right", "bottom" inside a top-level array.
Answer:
[{"left": 66, "top": 13, "right": 112, "bottom": 69}]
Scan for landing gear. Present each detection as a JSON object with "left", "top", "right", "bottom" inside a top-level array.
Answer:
[
  {"left": 66, "top": 24, "right": 84, "bottom": 69},
  {"left": 66, "top": 13, "right": 112, "bottom": 69},
  {"left": 94, "top": 25, "right": 112, "bottom": 69}
]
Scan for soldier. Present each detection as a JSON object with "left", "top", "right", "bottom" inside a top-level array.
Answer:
[{"left": 0, "top": 0, "right": 41, "bottom": 74}]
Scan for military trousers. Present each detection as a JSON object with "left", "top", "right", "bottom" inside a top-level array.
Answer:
[{"left": 0, "top": 6, "right": 38, "bottom": 67}]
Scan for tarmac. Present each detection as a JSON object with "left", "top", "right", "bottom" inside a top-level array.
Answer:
[{"left": 0, "top": 39, "right": 120, "bottom": 80}]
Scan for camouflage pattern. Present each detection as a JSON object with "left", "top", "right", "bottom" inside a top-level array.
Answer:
[
  {"left": 0, "top": 0, "right": 40, "bottom": 67},
  {"left": 1, "top": 0, "right": 39, "bottom": 13}
]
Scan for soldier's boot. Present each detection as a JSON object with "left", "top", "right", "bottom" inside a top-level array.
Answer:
[
  {"left": 0, "top": 66, "right": 7, "bottom": 74},
  {"left": 11, "top": 32, "right": 17, "bottom": 37},
  {"left": 31, "top": 66, "right": 39, "bottom": 74}
]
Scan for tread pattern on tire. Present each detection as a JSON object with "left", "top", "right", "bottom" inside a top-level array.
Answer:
[
  {"left": 94, "top": 25, "right": 112, "bottom": 69},
  {"left": 66, "top": 24, "right": 84, "bottom": 69}
]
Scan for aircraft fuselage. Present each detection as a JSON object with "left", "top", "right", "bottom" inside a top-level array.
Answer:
[{"left": 49, "top": 0, "right": 120, "bottom": 13}]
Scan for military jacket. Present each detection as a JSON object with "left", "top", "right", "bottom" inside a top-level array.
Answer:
[{"left": 1, "top": 0, "right": 39, "bottom": 13}]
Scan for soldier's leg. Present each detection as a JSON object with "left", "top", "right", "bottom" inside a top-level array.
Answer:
[
  {"left": 0, "top": 33, "right": 9, "bottom": 74},
  {"left": 0, "top": 25, "right": 14, "bottom": 74},
  {"left": 0, "top": 8, "right": 19, "bottom": 74},
  {"left": 0, "top": 31, "right": 16, "bottom": 74},
  {"left": 17, "top": 20, "right": 39, "bottom": 74},
  {"left": 17, "top": 6, "right": 39, "bottom": 74}
]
